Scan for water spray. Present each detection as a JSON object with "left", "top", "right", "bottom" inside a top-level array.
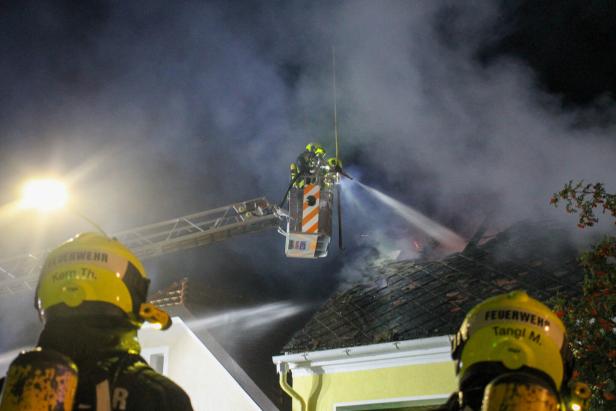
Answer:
[
  {"left": 186, "top": 302, "right": 306, "bottom": 333},
  {"left": 354, "top": 181, "right": 466, "bottom": 251}
]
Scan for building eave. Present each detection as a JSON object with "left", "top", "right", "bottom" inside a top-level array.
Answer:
[{"left": 273, "top": 335, "right": 452, "bottom": 377}]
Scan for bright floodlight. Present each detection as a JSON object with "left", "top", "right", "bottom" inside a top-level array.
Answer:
[{"left": 19, "top": 179, "right": 69, "bottom": 212}]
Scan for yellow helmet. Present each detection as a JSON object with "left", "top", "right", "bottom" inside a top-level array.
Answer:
[
  {"left": 35, "top": 233, "right": 156, "bottom": 327},
  {"left": 305, "top": 142, "right": 325, "bottom": 155},
  {"left": 327, "top": 157, "right": 341, "bottom": 168},
  {"left": 451, "top": 290, "right": 572, "bottom": 390}
]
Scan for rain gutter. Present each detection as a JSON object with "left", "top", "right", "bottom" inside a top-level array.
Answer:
[
  {"left": 277, "top": 361, "right": 307, "bottom": 411},
  {"left": 272, "top": 335, "right": 451, "bottom": 377}
]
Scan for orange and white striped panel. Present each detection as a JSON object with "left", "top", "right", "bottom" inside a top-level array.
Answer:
[{"left": 301, "top": 184, "right": 320, "bottom": 233}]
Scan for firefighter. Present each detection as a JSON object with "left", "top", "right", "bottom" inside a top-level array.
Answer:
[
  {"left": 296, "top": 142, "right": 326, "bottom": 176},
  {"left": 313, "top": 143, "right": 326, "bottom": 158},
  {"left": 327, "top": 157, "right": 352, "bottom": 180},
  {"left": 438, "top": 290, "right": 579, "bottom": 411},
  {"left": 327, "top": 157, "right": 340, "bottom": 170},
  {"left": 290, "top": 162, "right": 299, "bottom": 181},
  {"left": 0, "top": 233, "right": 193, "bottom": 411},
  {"left": 289, "top": 143, "right": 327, "bottom": 189},
  {"left": 323, "top": 157, "right": 341, "bottom": 188},
  {"left": 289, "top": 162, "right": 304, "bottom": 188}
]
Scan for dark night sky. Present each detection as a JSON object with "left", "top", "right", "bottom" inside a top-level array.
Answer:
[{"left": 1, "top": 0, "right": 615, "bottom": 404}]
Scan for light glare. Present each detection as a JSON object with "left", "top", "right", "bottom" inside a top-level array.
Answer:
[{"left": 19, "top": 179, "right": 68, "bottom": 211}]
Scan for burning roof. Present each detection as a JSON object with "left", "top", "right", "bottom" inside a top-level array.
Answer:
[{"left": 283, "top": 220, "right": 586, "bottom": 353}]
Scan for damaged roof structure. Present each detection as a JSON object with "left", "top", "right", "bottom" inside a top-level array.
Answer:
[
  {"left": 283, "top": 219, "right": 586, "bottom": 353},
  {"left": 272, "top": 220, "right": 590, "bottom": 410}
]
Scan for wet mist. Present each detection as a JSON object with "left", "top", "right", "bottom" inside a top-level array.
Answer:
[{"left": 185, "top": 301, "right": 308, "bottom": 354}]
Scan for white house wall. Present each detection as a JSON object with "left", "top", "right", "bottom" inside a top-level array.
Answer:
[{"left": 139, "top": 317, "right": 264, "bottom": 411}]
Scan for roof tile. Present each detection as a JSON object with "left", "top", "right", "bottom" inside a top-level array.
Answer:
[{"left": 283, "top": 220, "right": 585, "bottom": 353}]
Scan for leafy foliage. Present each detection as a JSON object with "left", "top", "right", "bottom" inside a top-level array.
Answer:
[
  {"left": 551, "top": 181, "right": 616, "bottom": 409},
  {"left": 550, "top": 181, "right": 616, "bottom": 228}
]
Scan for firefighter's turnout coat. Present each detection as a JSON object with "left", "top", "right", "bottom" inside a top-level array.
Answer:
[{"left": 1, "top": 319, "right": 193, "bottom": 411}]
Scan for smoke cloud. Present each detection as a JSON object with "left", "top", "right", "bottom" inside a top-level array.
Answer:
[{"left": 0, "top": 0, "right": 615, "bottom": 358}]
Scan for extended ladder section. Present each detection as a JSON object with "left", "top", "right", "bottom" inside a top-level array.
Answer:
[{"left": 0, "top": 197, "right": 279, "bottom": 296}]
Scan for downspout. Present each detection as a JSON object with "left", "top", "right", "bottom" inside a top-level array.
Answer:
[{"left": 277, "top": 362, "right": 307, "bottom": 411}]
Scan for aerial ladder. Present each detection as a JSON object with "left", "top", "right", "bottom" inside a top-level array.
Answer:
[
  {"left": 0, "top": 142, "right": 349, "bottom": 297},
  {"left": 0, "top": 197, "right": 280, "bottom": 297}
]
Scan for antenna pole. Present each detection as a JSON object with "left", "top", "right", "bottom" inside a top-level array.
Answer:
[
  {"left": 332, "top": 46, "right": 339, "bottom": 161},
  {"left": 71, "top": 208, "right": 109, "bottom": 237}
]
